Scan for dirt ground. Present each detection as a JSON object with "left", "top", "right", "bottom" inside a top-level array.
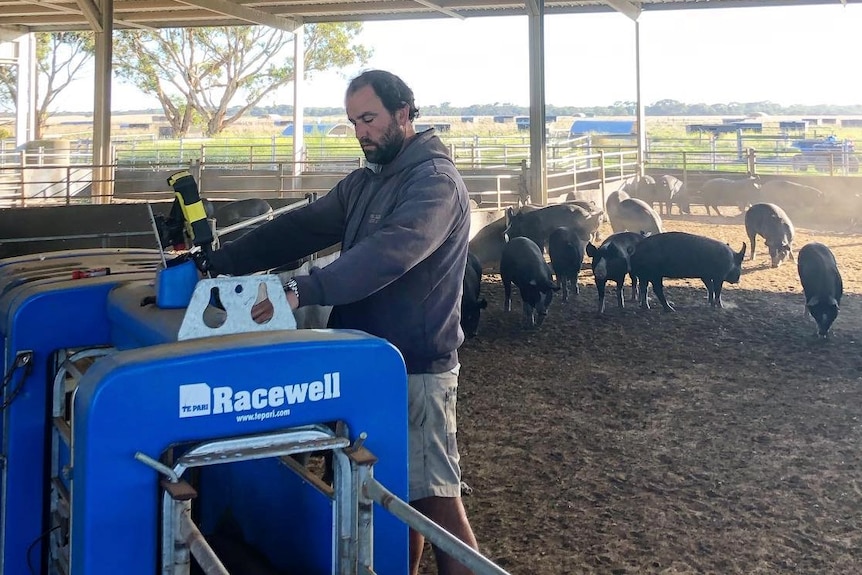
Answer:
[{"left": 426, "top": 208, "right": 862, "bottom": 574}]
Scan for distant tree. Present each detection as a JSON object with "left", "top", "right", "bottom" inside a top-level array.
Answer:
[
  {"left": 647, "top": 99, "right": 684, "bottom": 116},
  {"left": 113, "top": 24, "right": 371, "bottom": 137},
  {"left": 0, "top": 65, "right": 14, "bottom": 113},
  {"left": 0, "top": 32, "right": 94, "bottom": 138}
]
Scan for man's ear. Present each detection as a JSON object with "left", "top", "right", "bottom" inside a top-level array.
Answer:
[{"left": 397, "top": 105, "right": 410, "bottom": 126}]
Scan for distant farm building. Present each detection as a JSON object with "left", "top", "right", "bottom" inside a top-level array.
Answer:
[
  {"left": 516, "top": 115, "right": 558, "bottom": 131},
  {"left": 569, "top": 119, "right": 636, "bottom": 137},
  {"left": 686, "top": 122, "right": 762, "bottom": 135},
  {"left": 414, "top": 122, "right": 451, "bottom": 133},
  {"left": 779, "top": 121, "right": 807, "bottom": 133},
  {"left": 281, "top": 123, "right": 353, "bottom": 137}
]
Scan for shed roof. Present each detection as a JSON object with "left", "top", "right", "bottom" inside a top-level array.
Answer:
[
  {"left": 570, "top": 119, "right": 636, "bottom": 135},
  {"left": 281, "top": 122, "right": 353, "bottom": 136},
  {"left": 0, "top": 0, "right": 857, "bottom": 33}
]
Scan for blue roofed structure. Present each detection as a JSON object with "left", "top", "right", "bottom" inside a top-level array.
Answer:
[
  {"left": 569, "top": 119, "right": 636, "bottom": 137},
  {"left": 280, "top": 123, "right": 353, "bottom": 136}
]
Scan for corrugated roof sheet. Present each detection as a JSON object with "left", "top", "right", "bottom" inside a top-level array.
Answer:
[{"left": 0, "top": 0, "right": 856, "bottom": 32}]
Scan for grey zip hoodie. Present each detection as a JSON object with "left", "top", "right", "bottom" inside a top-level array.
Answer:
[{"left": 207, "top": 129, "right": 471, "bottom": 374}]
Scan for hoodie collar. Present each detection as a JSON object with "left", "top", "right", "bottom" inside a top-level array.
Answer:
[{"left": 365, "top": 128, "right": 441, "bottom": 176}]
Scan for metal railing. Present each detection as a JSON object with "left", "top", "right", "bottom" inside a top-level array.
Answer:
[
  {"left": 0, "top": 145, "right": 642, "bottom": 210},
  {"left": 644, "top": 147, "right": 859, "bottom": 177},
  {"left": 1, "top": 136, "right": 857, "bottom": 210}
]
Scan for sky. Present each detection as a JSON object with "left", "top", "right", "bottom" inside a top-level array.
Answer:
[{"left": 95, "top": 3, "right": 862, "bottom": 112}]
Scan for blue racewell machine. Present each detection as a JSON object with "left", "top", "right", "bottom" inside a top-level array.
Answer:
[
  {"left": 1, "top": 170, "right": 510, "bottom": 575},
  {"left": 0, "top": 246, "right": 411, "bottom": 575}
]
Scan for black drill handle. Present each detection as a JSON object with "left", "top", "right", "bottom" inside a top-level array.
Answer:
[{"left": 166, "top": 171, "right": 214, "bottom": 250}]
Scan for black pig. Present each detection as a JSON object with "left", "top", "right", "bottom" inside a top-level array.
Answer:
[
  {"left": 585, "top": 231, "right": 646, "bottom": 313},
  {"left": 548, "top": 226, "right": 585, "bottom": 303},
  {"left": 461, "top": 252, "right": 487, "bottom": 337},
  {"left": 745, "top": 203, "right": 795, "bottom": 268},
  {"left": 797, "top": 242, "right": 843, "bottom": 337},
  {"left": 630, "top": 232, "right": 746, "bottom": 311},
  {"left": 500, "top": 237, "right": 559, "bottom": 328}
]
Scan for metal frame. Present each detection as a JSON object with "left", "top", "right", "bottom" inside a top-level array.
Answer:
[
  {"left": 49, "top": 346, "right": 118, "bottom": 575},
  {"left": 154, "top": 424, "right": 354, "bottom": 575},
  {"left": 139, "top": 423, "right": 516, "bottom": 575}
]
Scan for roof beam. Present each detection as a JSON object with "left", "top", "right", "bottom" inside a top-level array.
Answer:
[
  {"left": 410, "top": 0, "right": 465, "bottom": 19},
  {"left": 175, "top": 0, "right": 301, "bottom": 31},
  {"left": 0, "top": 26, "right": 27, "bottom": 41},
  {"left": 74, "top": 0, "right": 103, "bottom": 31},
  {"left": 15, "top": 0, "right": 105, "bottom": 30},
  {"left": 18, "top": 0, "right": 102, "bottom": 25},
  {"left": 604, "top": 0, "right": 640, "bottom": 21}
]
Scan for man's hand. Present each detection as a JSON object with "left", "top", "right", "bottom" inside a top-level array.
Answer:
[
  {"left": 251, "top": 289, "right": 298, "bottom": 323},
  {"left": 190, "top": 248, "right": 213, "bottom": 275},
  {"left": 251, "top": 298, "right": 274, "bottom": 323}
]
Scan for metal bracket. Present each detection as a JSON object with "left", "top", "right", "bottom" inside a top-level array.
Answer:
[{"left": 178, "top": 275, "right": 296, "bottom": 340}]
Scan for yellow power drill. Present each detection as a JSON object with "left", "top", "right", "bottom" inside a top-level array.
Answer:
[{"left": 153, "top": 170, "right": 217, "bottom": 276}]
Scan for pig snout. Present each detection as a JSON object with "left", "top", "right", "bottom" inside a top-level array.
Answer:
[
  {"left": 770, "top": 245, "right": 792, "bottom": 268},
  {"left": 593, "top": 259, "right": 608, "bottom": 281}
]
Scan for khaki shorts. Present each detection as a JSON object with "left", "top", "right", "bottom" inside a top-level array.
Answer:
[{"left": 407, "top": 365, "right": 462, "bottom": 501}]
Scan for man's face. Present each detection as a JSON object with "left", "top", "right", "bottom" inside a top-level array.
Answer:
[{"left": 346, "top": 84, "right": 406, "bottom": 165}]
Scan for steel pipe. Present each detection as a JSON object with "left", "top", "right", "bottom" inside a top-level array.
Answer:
[
  {"left": 363, "top": 477, "right": 511, "bottom": 575},
  {"left": 179, "top": 509, "right": 229, "bottom": 575}
]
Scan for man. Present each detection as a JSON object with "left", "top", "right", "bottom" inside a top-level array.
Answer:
[{"left": 204, "top": 69, "right": 479, "bottom": 575}]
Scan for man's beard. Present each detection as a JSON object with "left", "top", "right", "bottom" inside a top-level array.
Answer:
[{"left": 360, "top": 119, "right": 405, "bottom": 165}]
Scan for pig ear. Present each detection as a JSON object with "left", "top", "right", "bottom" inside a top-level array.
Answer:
[
  {"left": 807, "top": 295, "right": 821, "bottom": 307},
  {"left": 738, "top": 242, "right": 747, "bottom": 258},
  {"left": 585, "top": 242, "right": 597, "bottom": 257}
]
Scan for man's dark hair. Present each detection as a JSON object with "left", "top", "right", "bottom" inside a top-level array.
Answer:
[{"left": 346, "top": 70, "right": 420, "bottom": 121}]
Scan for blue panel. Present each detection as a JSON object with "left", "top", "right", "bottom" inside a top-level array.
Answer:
[
  {"left": 1, "top": 248, "right": 411, "bottom": 575},
  {"left": 107, "top": 281, "right": 187, "bottom": 347},
  {"left": 281, "top": 123, "right": 338, "bottom": 136},
  {"left": 569, "top": 119, "right": 636, "bottom": 136},
  {"left": 0, "top": 266, "right": 156, "bottom": 575},
  {"left": 71, "top": 330, "right": 409, "bottom": 575},
  {"left": 198, "top": 459, "right": 337, "bottom": 573}
]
